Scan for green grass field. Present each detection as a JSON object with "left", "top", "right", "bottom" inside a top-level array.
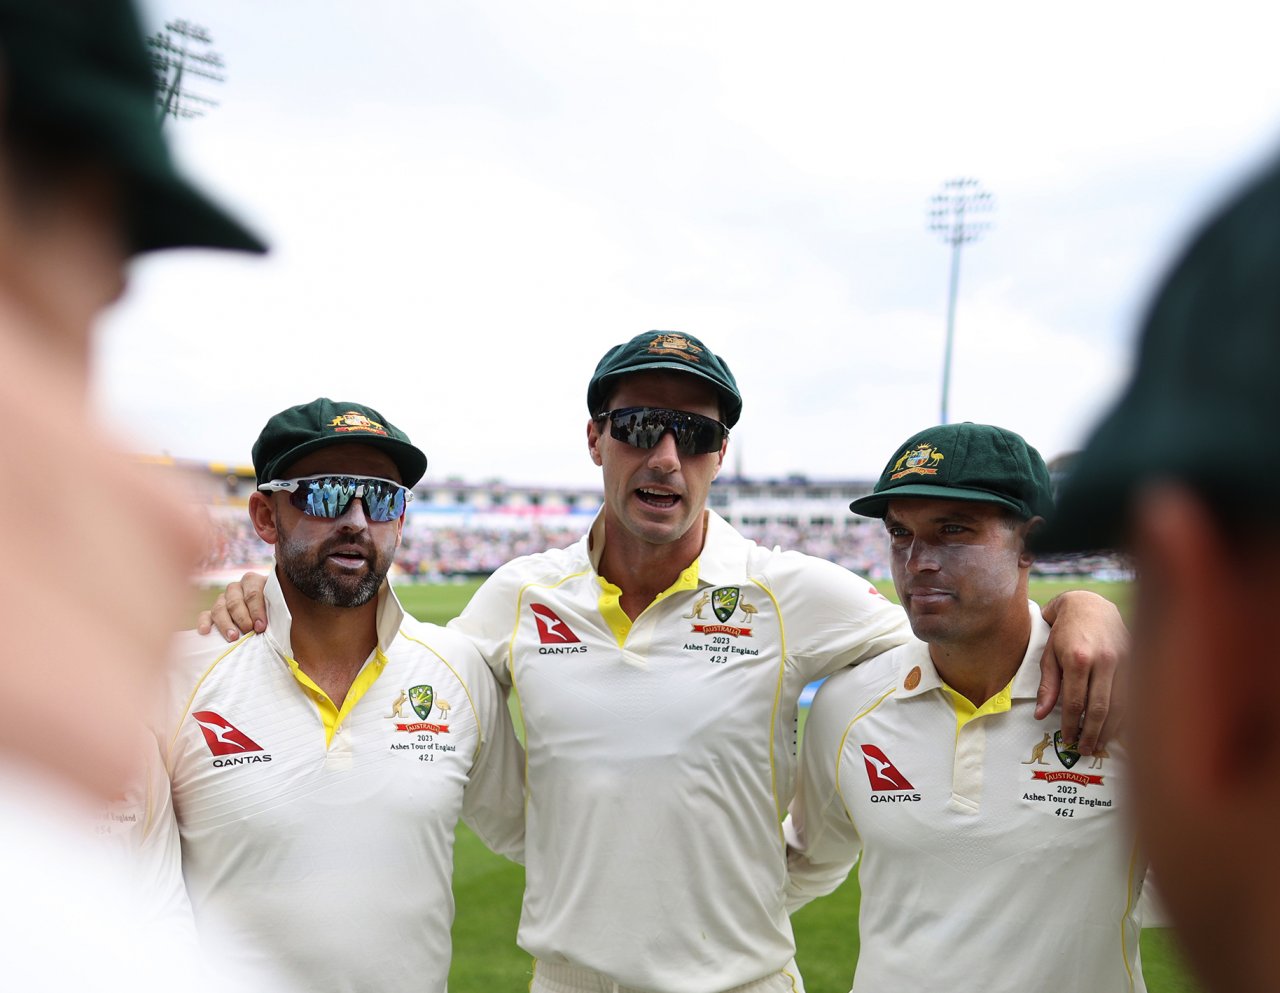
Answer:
[{"left": 209, "top": 576, "right": 1197, "bottom": 990}]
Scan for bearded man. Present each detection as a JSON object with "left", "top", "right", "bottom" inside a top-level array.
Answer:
[{"left": 156, "top": 398, "right": 525, "bottom": 993}]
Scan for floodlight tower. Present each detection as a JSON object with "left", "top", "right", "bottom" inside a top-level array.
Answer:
[
  {"left": 148, "top": 19, "right": 225, "bottom": 126},
  {"left": 928, "top": 177, "right": 993, "bottom": 424}
]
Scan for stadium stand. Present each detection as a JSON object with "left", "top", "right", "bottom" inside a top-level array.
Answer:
[{"left": 151, "top": 457, "right": 1125, "bottom": 584}]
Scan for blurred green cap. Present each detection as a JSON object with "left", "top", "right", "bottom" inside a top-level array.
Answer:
[
  {"left": 1036, "top": 153, "right": 1280, "bottom": 552},
  {"left": 0, "top": 0, "right": 266, "bottom": 255}
]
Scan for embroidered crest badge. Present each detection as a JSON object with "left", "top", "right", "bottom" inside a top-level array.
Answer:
[
  {"left": 646, "top": 332, "right": 703, "bottom": 364},
  {"left": 1053, "top": 730, "right": 1082, "bottom": 770},
  {"left": 409, "top": 685, "right": 434, "bottom": 721},
  {"left": 712, "top": 586, "right": 740, "bottom": 623},
  {"left": 328, "top": 411, "right": 390, "bottom": 436},
  {"left": 890, "top": 443, "right": 945, "bottom": 480}
]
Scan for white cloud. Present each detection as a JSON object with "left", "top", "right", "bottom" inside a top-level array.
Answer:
[{"left": 99, "top": 0, "right": 1280, "bottom": 487}]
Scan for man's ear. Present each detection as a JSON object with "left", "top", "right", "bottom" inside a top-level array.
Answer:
[
  {"left": 587, "top": 418, "right": 603, "bottom": 466},
  {"left": 1131, "top": 485, "right": 1280, "bottom": 794},
  {"left": 248, "top": 491, "right": 280, "bottom": 545},
  {"left": 1018, "top": 516, "right": 1044, "bottom": 568}
]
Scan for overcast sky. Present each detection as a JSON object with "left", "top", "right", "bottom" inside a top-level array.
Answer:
[{"left": 96, "top": 0, "right": 1280, "bottom": 489}]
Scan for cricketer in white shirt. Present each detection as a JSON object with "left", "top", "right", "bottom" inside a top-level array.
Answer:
[
  {"left": 158, "top": 573, "right": 525, "bottom": 993},
  {"left": 785, "top": 421, "right": 1144, "bottom": 993},
  {"left": 785, "top": 606, "right": 1145, "bottom": 993},
  {"left": 451, "top": 508, "right": 912, "bottom": 993}
]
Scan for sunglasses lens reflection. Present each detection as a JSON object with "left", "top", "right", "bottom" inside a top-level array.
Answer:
[
  {"left": 288, "top": 477, "right": 407, "bottom": 522},
  {"left": 606, "top": 407, "right": 725, "bottom": 455}
]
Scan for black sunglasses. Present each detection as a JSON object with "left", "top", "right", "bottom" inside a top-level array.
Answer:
[{"left": 596, "top": 406, "right": 728, "bottom": 455}]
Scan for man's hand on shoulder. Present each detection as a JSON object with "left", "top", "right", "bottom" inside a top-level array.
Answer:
[
  {"left": 1037, "top": 590, "right": 1128, "bottom": 755},
  {"left": 196, "top": 572, "right": 270, "bottom": 642}
]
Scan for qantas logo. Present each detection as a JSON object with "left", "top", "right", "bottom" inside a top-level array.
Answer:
[
  {"left": 861, "top": 744, "right": 919, "bottom": 799},
  {"left": 192, "top": 711, "right": 264, "bottom": 756},
  {"left": 531, "top": 604, "right": 585, "bottom": 653}
]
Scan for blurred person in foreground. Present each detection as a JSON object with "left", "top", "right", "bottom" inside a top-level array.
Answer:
[
  {"left": 207, "top": 332, "right": 1128, "bottom": 993},
  {"left": 154, "top": 398, "right": 525, "bottom": 992},
  {"left": 1036, "top": 152, "right": 1280, "bottom": 993},
  {"left": 786, "top": 422, "right": 1144, "bottom": 992},
  {"left": 0, "top": 0, "right": 265, "bottom": 988}
]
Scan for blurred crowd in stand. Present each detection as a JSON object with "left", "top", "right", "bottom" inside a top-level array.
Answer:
[{"left": 195, "top": 509, "right": 1125, "bottom": 584}]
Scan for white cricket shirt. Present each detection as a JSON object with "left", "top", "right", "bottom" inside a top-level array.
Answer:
[
  {"left": 451, "top": 510, "right": 911, "bottom": 993},
  {"left": 161, "top": 573, "right": 525, "bottom": 993},
  {"left": 786, "top": 604, "right": 1146, "bottom": 993}
]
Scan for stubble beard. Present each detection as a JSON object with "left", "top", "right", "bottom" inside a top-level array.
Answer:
[{"left": 277, "top": 531, "right": 389, "bottom": 608}]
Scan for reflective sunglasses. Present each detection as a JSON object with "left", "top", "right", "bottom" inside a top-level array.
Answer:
[
  {"left": 596, "top": 406, "right": 728, "bottom": 455},
  {"left": 257, "top": 474, "right": 413, "bottom": 522}
]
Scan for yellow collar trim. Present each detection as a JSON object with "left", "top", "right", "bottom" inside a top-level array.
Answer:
[
  {"left": 942, "top": 678, "right": 1014, "bottom": 735},
  {"left": 284, "top": 647, "right": 390, "bottom": 748},
  {"left": 598, "top": 559, "right": 701, "bottom": 647}
]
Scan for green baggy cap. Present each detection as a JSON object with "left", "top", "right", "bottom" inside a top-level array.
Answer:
[
  {"left": 587, "top": 331, "right": 743, "bottom": 428},
  {"left": 253, "top": 399, "right": 427, "bottom": 487},
  {"left": 850, "top": 421, "right": 1053, "bottom": 521},
  {"left": 1036, "top": 152, "right": 1280, "bottom": 553},
  {"left": 0, "top": 0, "right": 266, "bottom": 255}
]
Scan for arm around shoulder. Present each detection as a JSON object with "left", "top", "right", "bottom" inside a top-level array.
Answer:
[{"left": 764, "top": 551, "right": 912, "bottom": 679}]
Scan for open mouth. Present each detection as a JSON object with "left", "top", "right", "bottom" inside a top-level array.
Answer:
[
  {"left": 636, "top": 488, "right": 680, "bottom": 509},
  {"left": 326, "top": 546, "right": 371, "bottom": 568}
]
